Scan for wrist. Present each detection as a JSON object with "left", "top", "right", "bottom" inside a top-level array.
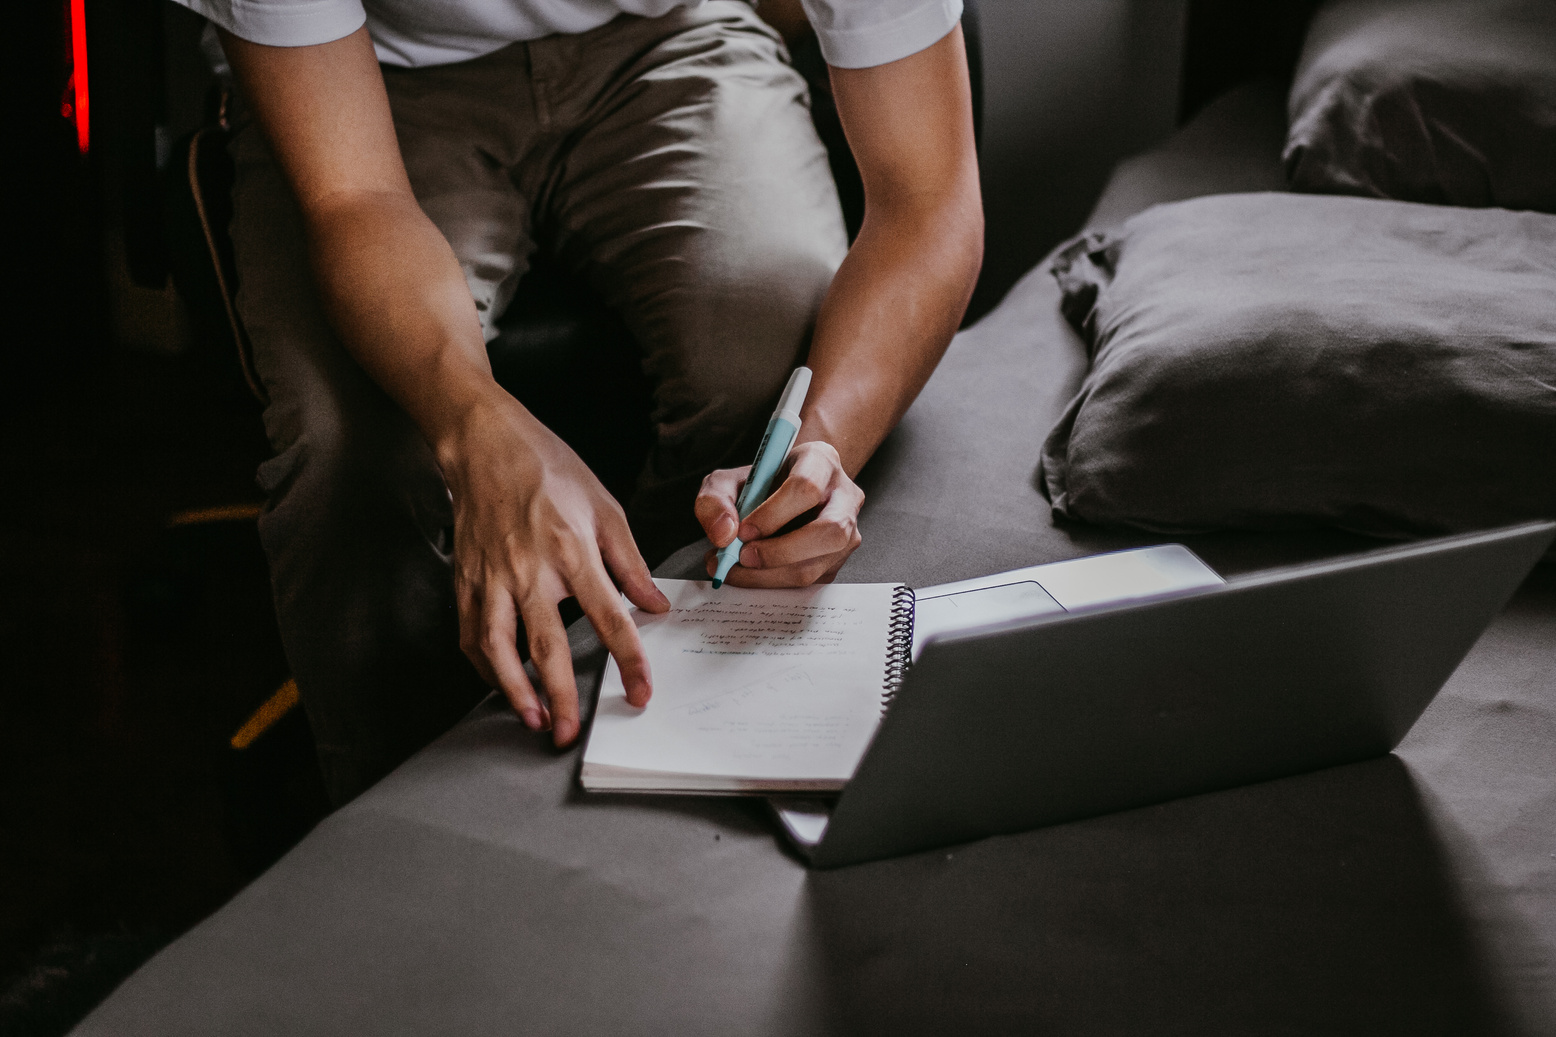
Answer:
[
  {"left": 423, "top": 376, "right": 525, "bottom": 472},
  {"left": 796, "top": 406, "right": 869, "bottom": 478}
]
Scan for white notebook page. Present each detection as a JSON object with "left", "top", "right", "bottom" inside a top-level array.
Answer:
[{"left": 583, "top": 579, "right": 899, "bottom": 785}]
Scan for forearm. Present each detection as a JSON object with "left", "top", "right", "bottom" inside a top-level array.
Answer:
[
  {"left": 219, "top": 27, "right": 663, "bottom": 744},
  {"left": 797, "top": 23, "right": 983, "bottom": 476},
  {"left": 302, "top": 191, "right": 509, "bottom": 461},
  {"left": 221, "top": 26, "right": 511, "bottom": 468},
  {"left": 694, "top": 197, "right": 978, "bottom": 588},
  {"left": 800, "top": 191, "right": 982, "bottom": 476}
]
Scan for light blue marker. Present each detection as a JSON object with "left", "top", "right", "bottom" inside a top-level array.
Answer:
[{"left": 712, "top": 366, "right": 812, "bottom": 589}]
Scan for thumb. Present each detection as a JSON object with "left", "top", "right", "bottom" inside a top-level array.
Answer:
[{"left": 695, "top": 466, "right": 748, "bottom": 548}]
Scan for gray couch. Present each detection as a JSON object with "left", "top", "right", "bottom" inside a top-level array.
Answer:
[{"left": 72, "top": 82, "right": 1556, "bottom": 1037}]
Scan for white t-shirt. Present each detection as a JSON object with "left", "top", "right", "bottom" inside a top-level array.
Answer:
[{"left": 176, "top": 0, "right": 962, "bottom": 70}]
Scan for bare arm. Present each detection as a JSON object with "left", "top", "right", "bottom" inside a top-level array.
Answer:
[
  {"left": 222, "top": 28, "right": 668, "bottom": 746},
  {"left": 700, "top": 26, "right": 983, "bottom": 585},
  {"left": 221, "top": 28, "right": 490, "bottom": 440},
  {"left": 806, "top": 24, "right": 983, "bottom": 471}
]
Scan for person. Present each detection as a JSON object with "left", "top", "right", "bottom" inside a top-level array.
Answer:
[{"left": 182, "top": 0, "right": 983, "bottom": 804}]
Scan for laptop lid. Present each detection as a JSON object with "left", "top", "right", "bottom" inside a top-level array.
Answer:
[{"left": 791, "top": 522, "right": 1554, "bottom": 868}]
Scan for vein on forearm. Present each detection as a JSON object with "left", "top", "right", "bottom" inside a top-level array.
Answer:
[
  {"left": 798, "top": 24, "right": 983, "bottom": 477},
  {"left": 303, "top": 190, "right": 499, "bottom": 446},
  {"left": 801, "top": 184, "right": 983, "bottom": 476}
]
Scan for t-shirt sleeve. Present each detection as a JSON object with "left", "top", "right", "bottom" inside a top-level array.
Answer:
[
  {"left": 796, "top": 0, "right": 962, "bottom": 69},
  {"left": 168, "top": 0, "right": 367, "bottom": 48}
]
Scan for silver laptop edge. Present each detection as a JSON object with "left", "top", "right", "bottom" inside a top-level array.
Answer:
[{"left": 776, "top": 522, "right": 1556, "bottom": 867}]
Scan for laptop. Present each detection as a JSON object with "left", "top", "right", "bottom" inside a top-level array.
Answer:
[{"left": 773, "top": 521, "right": 1555, "bottom": 868}]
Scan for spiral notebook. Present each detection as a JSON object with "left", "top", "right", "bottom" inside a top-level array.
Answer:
[{"left": 581, "top": 579, "right": 914, "bottom": 794}]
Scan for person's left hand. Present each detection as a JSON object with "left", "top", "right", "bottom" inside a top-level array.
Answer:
[{"left": 696, "top": 440, "right": 865, "bottom": 587}]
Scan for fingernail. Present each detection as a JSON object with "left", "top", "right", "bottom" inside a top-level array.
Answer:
[
  {"left": 521, "top": 708, "right": 542, "bottom": 730},
  {"left": 714, "top": 515, "right": 736, "bottom": 545},
  {"left": 738, "top": 523, "right": 758, "bottom": 542},
  {"left": 740, "top": 545, "right": 760, "bottom": 568}
]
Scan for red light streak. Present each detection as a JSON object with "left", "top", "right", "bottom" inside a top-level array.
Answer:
[{"left": 69, "top": 0, "right": 90, "bottom": 153}]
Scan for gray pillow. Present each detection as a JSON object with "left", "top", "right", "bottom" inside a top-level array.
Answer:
[
  {"left": 1285, "top": 0, "right": 1556, "bottom": 212},
  {"left": 1040, "top": 192, "right": 1556, "bottom": 538}
]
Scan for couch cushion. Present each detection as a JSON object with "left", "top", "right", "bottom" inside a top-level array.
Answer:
[
  {"left": 1088, "top": 79, "right": 1290, "bottom": 232},
  {"left": 1284, "top": 0, "right": 1556, "bottom": 212},
  {"left": 1040, "top": 191, "right": 1556, "bottom": 538}
]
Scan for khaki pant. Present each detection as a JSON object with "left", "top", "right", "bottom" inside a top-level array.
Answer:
[{"left": 229, "top": 0, "right": 849, "bottom": 804}]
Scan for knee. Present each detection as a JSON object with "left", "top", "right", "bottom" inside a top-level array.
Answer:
[
  {"left": 660, "top": 240, "right": 841, "bottom": 431},
  {"left": 259, "top": 385, "right": 448, "bottom": 540}
]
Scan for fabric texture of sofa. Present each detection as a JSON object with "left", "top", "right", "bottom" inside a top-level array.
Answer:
[{"left": 71, "top": 79, "right": 1556, "bottom": 1037}]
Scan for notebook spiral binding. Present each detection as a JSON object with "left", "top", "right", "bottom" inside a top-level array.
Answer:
[{"left": 882, "top": 585, "right": 916, "bottom": 712}]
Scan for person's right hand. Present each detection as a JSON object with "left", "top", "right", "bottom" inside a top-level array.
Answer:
[{"left": 435, "top": 393, "right": 670, "bottom": 747}]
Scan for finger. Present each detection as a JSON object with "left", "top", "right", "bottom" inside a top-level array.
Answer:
[
  {"left": 739, "top": 453, "right": 831, "bottom": 542},
  {"left": 818, "top": 552, "right": 851, "bottom": 583},
  {"left": 477, "top": 588, "right": 548, "bottom": 731},
  {"left": 520, "top": 595, "right": 582, "bottom": 748},
  {"left": 572, "top": 551, "right": 654, "bottom": 710},
  {"left": 719, "top": 551, "right": 852, "bottom": 589},
  {"left": 598, "top": 509, "right": 669, "bottom": 614},
  {"left": 457, "top": 580, "right": 501, "bottom": 688},
  {"left": 695, "top": 466, "right": 748, "bottom": 548},
  {"left": 742, "top": 481, "right": 862, "bottom": 570},
  {"left": 740, "top": 513, "right": 854, "bottom": 571}
]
